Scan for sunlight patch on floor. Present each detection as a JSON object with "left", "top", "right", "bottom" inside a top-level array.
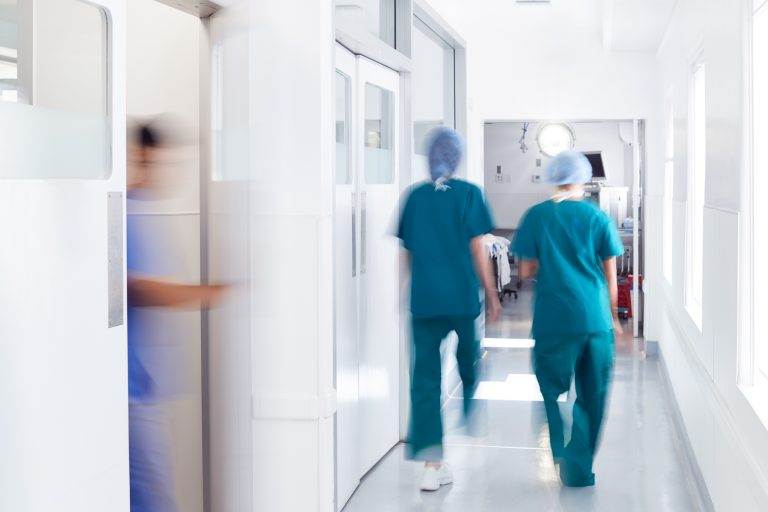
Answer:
[{"left": 474, "top": 373, "right": 567, "bottom": 402}]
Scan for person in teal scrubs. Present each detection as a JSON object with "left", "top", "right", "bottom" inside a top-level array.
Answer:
[
  {"left": 397, "top": 128, "right": 501, "bottom": 491},
  {"left": 512, "top": 150, "right": 624, "bottom": 487}
]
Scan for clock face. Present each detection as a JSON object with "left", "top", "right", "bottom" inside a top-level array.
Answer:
[{"left": 537, "top": 123, "right": 575, "bottom": 157}]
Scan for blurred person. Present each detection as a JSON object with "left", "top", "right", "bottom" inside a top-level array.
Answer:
[
  {"left": 397, "top": 128, "right": 501, "bottom": 492},
  {"left": 127, "top": 119, "right": 225, "bottom": 512},
  {"left": 512, "top": 150, "right": 623, "bottom": 487}
]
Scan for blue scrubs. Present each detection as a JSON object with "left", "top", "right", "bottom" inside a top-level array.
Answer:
[
  {"left": 127, "top": 214, "right": 177, "bottom": 512},
  {"left": 513, "top": 199, "right": 623, "bottom": 486},
  {"left": 398, "top": 178, "right": 494, "bottom": 460}
]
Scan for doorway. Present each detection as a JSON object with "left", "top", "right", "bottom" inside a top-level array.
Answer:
[
  {"left": 126, "top": 1, "right": 208, "bottom": 511},
  {"left": 483, "top": 120, "right": 646, "bottom": 337}
]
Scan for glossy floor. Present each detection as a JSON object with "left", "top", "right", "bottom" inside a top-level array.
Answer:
[{"left": 342, "top": 286, "right": 704, "bottom": 511}]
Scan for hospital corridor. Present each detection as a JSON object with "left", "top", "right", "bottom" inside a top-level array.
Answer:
[{"left": 1, "top": 1, "right": 768, "bottom": 511}]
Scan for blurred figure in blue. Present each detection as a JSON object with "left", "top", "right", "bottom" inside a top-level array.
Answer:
[
  {"left": 512, "top": 150, "right": 623, "bottom": 487},
  {"left": 127, "top": 119, "right": 225, "bottom": 512},
  {"left": 397, "top": 128, "right": 501, "bottom": 492}
]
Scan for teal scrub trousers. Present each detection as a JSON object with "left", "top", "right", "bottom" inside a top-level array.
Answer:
[
  {"left": 408, "top": 315, "right": 479, "bottom": 461},
  {"left": 533, "top": 330, "right": 615, "bottom": 487}
]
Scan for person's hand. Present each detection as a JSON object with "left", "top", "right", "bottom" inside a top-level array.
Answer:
[
  {"left": 613, "top": 316, "right": 624, "bottom": 335},
  {"left": 487, "top": 296, "right": 502, "bottom": 323},
  {"left": 202, "top": 284, "right": 229, "bottom": 308}
]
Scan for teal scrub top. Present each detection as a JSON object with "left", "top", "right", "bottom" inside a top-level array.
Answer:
[
  {"left": 512, "top": 199, "right": 624, "bottom": 337},
  {"left": 398, "top": 179, "right": 494, "bottom": 317}
]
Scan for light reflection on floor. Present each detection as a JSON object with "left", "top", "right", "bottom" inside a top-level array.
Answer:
[
  {"left": 471, "top": 373, "right": 567, "bottom": 402},
  {"left": 481, "top": 337, "right": 534, "bottom": 349}
]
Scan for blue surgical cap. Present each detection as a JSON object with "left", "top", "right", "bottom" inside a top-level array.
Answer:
[
  {"left": 427, "top": 128, "right": 464, "bottom": 181},
  {"left": 545, "top": 150, "right": 593, "bottom": 185}
]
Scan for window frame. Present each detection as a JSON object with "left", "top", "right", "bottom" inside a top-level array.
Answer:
[
  {"left": 663, "top": 101, "right": 675, "bottom": 284},
  {"left": 685, "top": 55, "right": 706, "bottom": 330},
  {"left": 745, "top": 0, "right": 768, "bottom": 386},
  {"left": 408, "top": 2, "right": 465, "bottom": 182},
  {"left": 411, "top": 13, "right": 456, "bottom": 157},
  {"left": 738, "top": 0, "right": 768, "bottom": 427},
  {"left": 753, "top": 0, "right": 768, "bottom": 382}
]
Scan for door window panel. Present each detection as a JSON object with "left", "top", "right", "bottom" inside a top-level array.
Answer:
[
  {"left": 336, "top": 71, "right": 351, "bottom": 184},
  {"left": 364, "top": 83, "right": 394, "bottom": 185},
  {"left": 0, "top": 0, "right": 110, "bottom": 179}
]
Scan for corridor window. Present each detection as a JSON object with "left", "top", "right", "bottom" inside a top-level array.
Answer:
[
  {"left": 752, "top": 0, "right": 768, "bottom": 378},
  {"left": 411, "top": 15, "right": 455, "bottom": 181},
  {"left": 664, "top": 105, "right": 674, "bottom": 283},
  {"left": 686, "top": 59, "right": 706, "bottom": 328}
]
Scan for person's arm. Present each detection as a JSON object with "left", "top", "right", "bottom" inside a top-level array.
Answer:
[
  {"left": 519, "top": 259, "right": 539, "bottom": 280},
  {"left": 471, "top": 236, "right": 502, "bottom": 322},
  {"left": 128, "top": 277, "right": 226, "bottom": 310},
  {"left": 602, "top": 257, "right": 623, "bottom": 335}
]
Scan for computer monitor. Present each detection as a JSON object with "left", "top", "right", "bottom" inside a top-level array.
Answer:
[{"left": 583, "top": 152, "right": 606, "bottom": 180}]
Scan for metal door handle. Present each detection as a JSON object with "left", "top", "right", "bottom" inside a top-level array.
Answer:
[
  {"left": 361, "top": 191, "right": 367, "bottom": 275},
  {"left": 352, "top": 192, "right": 357, "bottom": 277}
]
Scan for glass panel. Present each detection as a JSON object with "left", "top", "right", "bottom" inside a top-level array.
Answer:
[
  {"left": 412, "top": 17, "right": 455, "bottom": 157},
  {"left": 334, "top": 0, "right": 395, "bottom": 48},
  {"left": 0, "top": 0, "right": 110, "bottom": 179},
  {"left": 336, "top": 72, "right": 351, "bottom": 184},
  {"left": 754, "top": 7, "right": 768, "bottom": 376},
  {"left": 364, "top": 83, "right": 394, "bottom": 185}
]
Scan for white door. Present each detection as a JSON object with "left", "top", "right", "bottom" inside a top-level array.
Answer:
[
  {"left": 334, "top": 45, "right": 361, "bottom": 508},
  {"left": 356, "top": 57, "right": 401, "bottom": 476},
  {"left": 0, "top": 0, "right": 129, "bottom": 510},
  {"left": 334, "top": 48, "right": 401, "bottom": 509}
]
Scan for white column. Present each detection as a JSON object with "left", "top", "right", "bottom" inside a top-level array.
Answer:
[{"left": 247, "top": 1, "right": 336, "bottom": 510}]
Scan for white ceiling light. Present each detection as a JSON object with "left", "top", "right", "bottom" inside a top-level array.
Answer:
[{"left": 537, "top": 123, "right": 575, "bottom": 157}]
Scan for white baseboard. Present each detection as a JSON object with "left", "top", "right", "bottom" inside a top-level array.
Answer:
[{"left": 657, "top": 347, "right": 715, "bottom": 512}]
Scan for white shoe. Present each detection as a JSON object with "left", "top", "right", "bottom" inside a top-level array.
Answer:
[{"left": 420, "top": 463, "right": 454, "bottom": 492}]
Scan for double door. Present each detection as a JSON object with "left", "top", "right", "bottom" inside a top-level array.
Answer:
[{"left": 334, "top": 45, "right": 401, "bottom": 510}]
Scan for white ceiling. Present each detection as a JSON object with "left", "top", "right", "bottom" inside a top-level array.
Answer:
[{"left": 603, "top": 0, "right": 678, "bottom": 52}]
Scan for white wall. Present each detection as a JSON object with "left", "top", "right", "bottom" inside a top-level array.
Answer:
[
  {"left": 126, "top": 2, "right": 203, "bottom": 512},
  {"left": 244, "top": 0, "right": 336, "bottom": 510},
  {"left": 418, "top": 0, "right": 661, "bottom": 200},
  {"left": 485, "top": 121, "right": 633, "bottom": 228},
  {"left": 650, "top": 0, "right": 768, "bottom": 509}
]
